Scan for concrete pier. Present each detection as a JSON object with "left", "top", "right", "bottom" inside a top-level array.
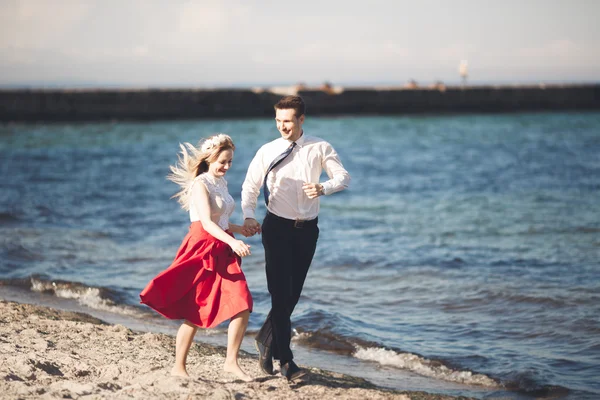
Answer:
[{"left": 1, "top": 84, "right": 598, "bottom": 122}]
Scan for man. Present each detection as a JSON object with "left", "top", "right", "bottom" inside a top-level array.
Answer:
[{"left": 241, "top": 95, "right": 350, "bottom": 381}]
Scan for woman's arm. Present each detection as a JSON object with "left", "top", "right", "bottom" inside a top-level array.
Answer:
[{"left": 228, "top": 223, "right": 253, "bottom": 237}]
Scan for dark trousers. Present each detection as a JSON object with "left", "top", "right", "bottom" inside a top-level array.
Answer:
[{"left": 255, "top": 212, "right": 319, "bottom": 363}]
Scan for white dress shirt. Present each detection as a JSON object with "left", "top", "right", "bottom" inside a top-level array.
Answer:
[{"left": 242, "top": 133, "right": 350, "bottom": 221}]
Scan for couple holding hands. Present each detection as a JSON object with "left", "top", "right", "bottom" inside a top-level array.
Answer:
[{"left": 140, "top": 95, "right": 350, "bottom": 382}]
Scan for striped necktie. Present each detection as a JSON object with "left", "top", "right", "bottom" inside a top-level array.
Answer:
[{"left": 263, "top": 142, "right": 297, "bottom": 206}]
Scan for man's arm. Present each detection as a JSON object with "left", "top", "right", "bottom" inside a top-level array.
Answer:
[
  {"left": 320, "top": 143, "right": 351, "bottom": 195},
  {"left": 241, "top": 147, "right": 265, "bottom": 231}
]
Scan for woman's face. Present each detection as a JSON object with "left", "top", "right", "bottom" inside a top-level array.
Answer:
[{"left": 208, "top": 148, "right": 233, "bottom": 177}]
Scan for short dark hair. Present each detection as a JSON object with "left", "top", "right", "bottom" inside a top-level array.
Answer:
[{"left": 274, "top": 95, "right": 305, "bottom": 117}]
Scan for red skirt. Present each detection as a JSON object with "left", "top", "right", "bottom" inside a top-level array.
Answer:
[{"left": 140, "top": 222, "right": 253, "bottom": 328}]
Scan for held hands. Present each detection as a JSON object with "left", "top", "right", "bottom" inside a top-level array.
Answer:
[
  {"left": 243, "top": 218, "right": 262, "bottom": 235},
  {"left": 239, "top": 227, "right": 255, "bottom": 237},
  {"left": 302, "top": 182, "right": 324, "bottom": 199},
  {"left": 230, "top": 239, "right": 251, "bottom": 258}
]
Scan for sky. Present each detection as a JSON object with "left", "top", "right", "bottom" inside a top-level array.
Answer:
[{"left": 1, "top": 0, "right": 599, "bottom": 88}]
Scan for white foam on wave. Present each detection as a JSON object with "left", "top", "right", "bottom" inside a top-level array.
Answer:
[
  {"left": 291, "top": 328, "right": 304, "bottom": 339},
  {"left": 30, "top": 278, "right": 145, "bottom": 318},
  {"left": 353, "top": 346, "right": 498, "bottom": 387}
]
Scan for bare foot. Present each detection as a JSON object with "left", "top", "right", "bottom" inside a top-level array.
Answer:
[
  {"left": 171, "top": 366, "right": 190, "bottom": 378},
  {"left": 223, "top": 361, "right": 253, "bottom": 382}
]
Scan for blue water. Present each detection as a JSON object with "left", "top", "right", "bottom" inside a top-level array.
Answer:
[{"left": 1, "top": 112, "right": 599, "bottom": 399}]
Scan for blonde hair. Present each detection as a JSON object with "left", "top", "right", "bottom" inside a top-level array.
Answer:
[{"left": 167, "top": 133, "right": 235, "bottom": 210}]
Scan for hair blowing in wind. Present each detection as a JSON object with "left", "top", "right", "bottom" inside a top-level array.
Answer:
[{"left": 167, "top": 134, "right": 235, "bottom": 211}]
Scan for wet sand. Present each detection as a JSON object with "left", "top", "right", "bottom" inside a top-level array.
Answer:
[{"left": 0, "top": 300, "right": 474, "bottom": 399}]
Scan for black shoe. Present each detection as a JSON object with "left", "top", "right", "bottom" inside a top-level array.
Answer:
[
  {"left": 280, "top": 360, "right": 307, "bottom": 382},
  {"left": 254, "top": 340, "right": 274, "bottom": 375}
]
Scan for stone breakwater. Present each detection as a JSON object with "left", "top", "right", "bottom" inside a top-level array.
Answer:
[{"left": 1, "top": 84, "right": 599, "bottom": 122}]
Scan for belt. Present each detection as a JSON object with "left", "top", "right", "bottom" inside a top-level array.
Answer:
[{"left": 266, "top": 211, "right": 318, "bottom": 229}]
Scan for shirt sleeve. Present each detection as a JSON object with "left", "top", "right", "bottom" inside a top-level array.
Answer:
[
  {"left": 320, "top": 142, "right": 351, "bottom": 195},
  {"left": 241, "top": 147, "right": 265, "bottom": 220}
]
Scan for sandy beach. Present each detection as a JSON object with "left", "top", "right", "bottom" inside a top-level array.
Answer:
[{"left": 0, "top": 300, "right": 475, "bottom": 400}]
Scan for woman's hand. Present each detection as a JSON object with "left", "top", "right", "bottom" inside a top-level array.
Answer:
[
  {"left": 240, "top": 227, "right": 255, "bottom": 237},
  {"left": 229, "top": 223, "right": 255, "bottom": 237},
  {"left": 243, "top": 218, "right": 262, "bottom": 235},
  {"left": 230, "top": 239, "right": 251, "bottom": 257}
]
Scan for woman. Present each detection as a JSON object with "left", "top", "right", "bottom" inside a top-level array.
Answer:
[{"left": 140, "top": 134, "right": 254, "bottom": 382}]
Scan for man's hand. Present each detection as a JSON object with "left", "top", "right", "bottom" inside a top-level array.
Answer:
[
  {"left": 239, "top": 226, "right": 254, "bottom": 237},
  {"left": 243, "top": 218, "right": 262, "bottom": 235},
  {"left": 302, "top": 182, "right": 324, "bottom": 199}
]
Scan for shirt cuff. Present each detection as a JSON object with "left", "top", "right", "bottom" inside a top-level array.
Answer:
[
  {"left": 243, "top": 208, "right": 256, "bottom": 220},
  {"left": 320, "top": 182, "right": 332, "bottom": 196}
]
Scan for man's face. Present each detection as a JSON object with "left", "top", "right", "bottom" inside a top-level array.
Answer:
[{"left": 275, "top": 108, "right": 304, "bottom": 142}]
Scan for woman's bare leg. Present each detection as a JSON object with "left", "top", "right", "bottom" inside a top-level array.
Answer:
[
  {"left": 223, "top": 310, "right": 252, "bottom": 381},
  {"left": 171, "top": 321, "right": 198, "bottom": 378}
]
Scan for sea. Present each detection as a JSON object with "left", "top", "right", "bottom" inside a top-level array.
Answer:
[{"left": 1, "top": 111, "right": 599, "bottom": 399}]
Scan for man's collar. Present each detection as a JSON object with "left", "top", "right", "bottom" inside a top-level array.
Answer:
[{"left": 292, "top": 132, "right": 306, "bottom": 147}]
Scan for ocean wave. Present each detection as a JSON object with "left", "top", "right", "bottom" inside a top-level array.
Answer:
[
  {"left": 0, "top": 276, "right": 149, "bottom": 318},
  {"left": 353, "top": 346, "right": 498, "bottom": 387},
  {"left": 503, "top": 370, "right": 571, "bottom": 397},
  {"left": 465, "top": 288, "right": 574, "bottom": 308},
  {"left": 291, "top": 328, "right": 498, "bottom": 388},
  {"left": 2, "top": 243, "right": 45, "bottom": 262},
  {"left": 292, "top": 329, "right": 374, "bottom": 356},
  {"left": 0, "top": 212, "right": 20, "bottom": 223}
]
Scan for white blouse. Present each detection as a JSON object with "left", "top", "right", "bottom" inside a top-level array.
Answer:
[{"left": 189, "top": 173, "right": 235, "bottom": 230}]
